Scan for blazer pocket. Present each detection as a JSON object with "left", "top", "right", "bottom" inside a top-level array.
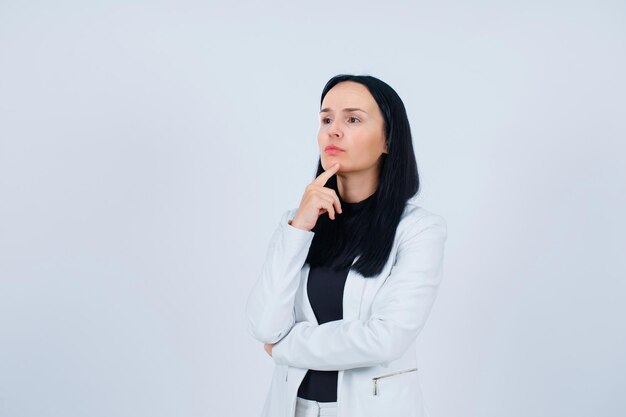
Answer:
[{"left": 372, "top": 367, "right": 417, "bottom": 396}]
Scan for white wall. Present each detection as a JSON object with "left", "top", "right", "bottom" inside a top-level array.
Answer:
[{"left": 1, "top": 1, "right": 624, "bottom": 416}]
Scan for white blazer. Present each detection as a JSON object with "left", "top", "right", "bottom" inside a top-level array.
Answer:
[{"left": 246, "top": 194, "right": 447, "bottom": 417}]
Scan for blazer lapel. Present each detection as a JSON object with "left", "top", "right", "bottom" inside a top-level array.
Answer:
[
  {"left": 342, "top": 255, "right": 365, "bottom": 320},
  {"left": 299, "top": 263, "right": 318, "bottom": 325}
]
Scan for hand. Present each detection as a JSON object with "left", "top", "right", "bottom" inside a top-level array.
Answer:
[
  {"left": 264, "top": 342, "right": 275, "bottom": 357},
  {"left": 290, "top": 162, "right": 343, "bottom": 231}
]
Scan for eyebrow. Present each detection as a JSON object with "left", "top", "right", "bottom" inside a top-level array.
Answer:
[{"left": 319, "top": 107, "right": 368, "bottom": 114}]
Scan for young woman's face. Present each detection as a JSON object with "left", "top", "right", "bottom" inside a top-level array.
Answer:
[{"left": 318, "top": 81, "right": 388, "bottom": 173}]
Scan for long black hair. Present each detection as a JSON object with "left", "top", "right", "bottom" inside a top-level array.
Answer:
[{"left": 304, "top": 74, "right": 420, "bottom": 278}]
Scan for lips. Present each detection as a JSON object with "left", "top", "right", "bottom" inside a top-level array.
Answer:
[{"left": 325, "top": 145, "right": 344, "bottom": 151}]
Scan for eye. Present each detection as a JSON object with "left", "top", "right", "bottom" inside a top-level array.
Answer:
[
  {"left": 348, "top": 116, "right": 360, "bottom": 123},
  {"left": 321, "top": 117, "right": 331, "bottom": 124}
]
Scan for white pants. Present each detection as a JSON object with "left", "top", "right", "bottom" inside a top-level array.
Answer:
[{"left": 295, "top": 396, "right": 338, "bottom": 417}]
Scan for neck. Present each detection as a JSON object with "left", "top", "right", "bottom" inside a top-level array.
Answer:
[{"left": 336, "top": 168, "right": 379, "bottom": 203}]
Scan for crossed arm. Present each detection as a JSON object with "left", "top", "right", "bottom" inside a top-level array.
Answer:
[
  {"left": 246, "top": 209, "right": 447, "bottom": 371},
  {"left": 270, "top": 214, "right": 447, "bottom": 371}
]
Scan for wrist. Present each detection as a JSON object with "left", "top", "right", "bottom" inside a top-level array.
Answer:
[{"left": 288, "top": 219, "right": 310, "bottom": 231}]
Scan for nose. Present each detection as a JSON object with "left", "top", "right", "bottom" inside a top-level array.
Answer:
[{"left": 328, "top": 120, "right": 343, "bottom": 138}]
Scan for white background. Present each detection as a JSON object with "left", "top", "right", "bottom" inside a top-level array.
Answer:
[{"left": 1, "top": 1, "right": 624, "bottom": 416}]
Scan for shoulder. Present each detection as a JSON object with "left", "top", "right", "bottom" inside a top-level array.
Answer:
[{"left": 398, "top": 196, "right": 447, "bottom": 241}]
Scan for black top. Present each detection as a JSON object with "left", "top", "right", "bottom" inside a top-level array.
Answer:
[{"left": 297, "top": 190, "right": 376, "bottom": 403}]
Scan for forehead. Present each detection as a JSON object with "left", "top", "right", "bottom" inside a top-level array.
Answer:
[{"left": 321, "top": 81, "right": 376, "bottom": 110}]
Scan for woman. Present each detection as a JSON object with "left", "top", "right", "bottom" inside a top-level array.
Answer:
[{"left": 246, "top": 74, "right": 447, "bottom": 417}]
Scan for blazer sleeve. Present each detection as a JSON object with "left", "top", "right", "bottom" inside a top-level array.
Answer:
[
  {"left": 271, "top": 213, "right": 447, "bottom": 371},
  {"left": 245, "top": 208, "right": 315, "bottom": 344}
]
